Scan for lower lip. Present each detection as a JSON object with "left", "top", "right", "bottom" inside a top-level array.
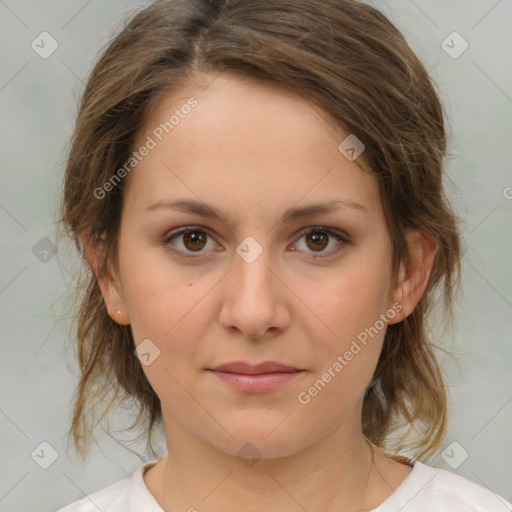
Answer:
[{"left": 207, "top": 370, "right": 303, "bottom": 392}]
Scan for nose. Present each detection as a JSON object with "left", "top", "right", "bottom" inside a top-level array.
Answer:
[{"left": 218, "top": 244, "right": 291, "bottom": 341}]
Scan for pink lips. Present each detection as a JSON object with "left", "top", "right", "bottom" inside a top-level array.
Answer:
[{"left": 207, "top": 361, "right": 304, "bottom": 392}]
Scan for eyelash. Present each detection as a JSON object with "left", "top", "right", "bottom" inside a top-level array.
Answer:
[{"left": 161, "top": 225, "right": 350, "bottom": 260}]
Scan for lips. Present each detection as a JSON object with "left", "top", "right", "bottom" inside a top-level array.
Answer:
[
  {"left": 206, "top": 361, "right": 305, "bottom": 392},
  {"left": 209, "top": 361, "right": 302, "bottom": 374}
]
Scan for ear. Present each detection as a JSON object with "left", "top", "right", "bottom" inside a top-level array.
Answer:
[
  {"left": 388, "top": 230, "right": 437, "bottom": 325},
  {"left": 83, "top": 235, "right": 130, "bottom": 326}
]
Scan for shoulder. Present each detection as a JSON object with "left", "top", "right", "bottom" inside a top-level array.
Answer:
[
  {"left": 55, "top": 460, "right": 162, "bottom": 512},
  {"left": 55, "top": 476, "right": 131, "bottom": 512},
  {"left": 374, "top": 460, "right": 512, "bottom": 512}
]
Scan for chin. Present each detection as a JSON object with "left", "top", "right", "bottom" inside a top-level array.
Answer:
[{"left": 206, "top": 419, "right": 314, "bottom": 462}]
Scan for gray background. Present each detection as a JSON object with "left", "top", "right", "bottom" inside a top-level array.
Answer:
[{"left": 0, "top": 0, "right": 511, "bottom": 510}]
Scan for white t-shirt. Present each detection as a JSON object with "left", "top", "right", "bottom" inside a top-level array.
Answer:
[{"left": 56, "top": 458, "right": 512, "bottom": 512}]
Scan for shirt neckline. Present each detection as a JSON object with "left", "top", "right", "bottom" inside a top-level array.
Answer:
[
  {"left": 368, "top": 460, "right": 423, "bottom": 511},
  {"left": 130, "top": 458, "right": 166, "bottom": 511},
  {"left": 132, "top": 457, "right": 423, "bottom": 512}
]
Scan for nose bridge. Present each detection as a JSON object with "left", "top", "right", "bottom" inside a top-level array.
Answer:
[
  {"left": 233, "top": 238, "right": 277, "bottom": 306},
  {"left": 219, "top": 236, "right": 287, "bottom": 339}
]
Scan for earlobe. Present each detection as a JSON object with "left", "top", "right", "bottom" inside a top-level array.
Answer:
[
  {"left": 83, "top": 235, "right": 130, "bottom": 326},
  {"left": 112, "top": 307, "right": 130, "bottom": 326},
  {"left": 388, "top": 231, "right": 437, "bottom": 325}
]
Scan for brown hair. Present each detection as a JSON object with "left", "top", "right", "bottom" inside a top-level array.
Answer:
[{"left": 59, "top": 0, "right": 462, "bottom": 462}]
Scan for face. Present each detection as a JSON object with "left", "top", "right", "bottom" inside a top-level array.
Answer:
[{"left": 98, "top": 72, "right": 413, "bottom": 460}]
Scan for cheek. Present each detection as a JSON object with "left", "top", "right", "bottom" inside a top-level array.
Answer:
[
  {"left": 295, "top": 280, "right": 387, "bottom": 415},
  {"left": 122, "top": 268, "right": 214, "bottom": 406},
  {"left": 125, "top": 276, "right": 214, "bottom": 362},
  {"left": 292, "top": 249, "right": 392, "bottom": 395},
  {"left": 304, "top": 254, "right": 392, "bottom": 343},
  {"left": 118, "top": 233, "right": 209, "bottom": 337}
]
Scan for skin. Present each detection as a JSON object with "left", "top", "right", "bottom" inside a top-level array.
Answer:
[{"left": 87, "top": 72, "right": 436, "bottom": 511}]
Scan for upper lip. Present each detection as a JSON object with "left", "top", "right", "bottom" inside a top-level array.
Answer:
[{"left": 209, "top": 361, "right": 302, "bottom": 374}]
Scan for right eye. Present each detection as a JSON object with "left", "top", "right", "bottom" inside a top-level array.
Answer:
[{"left": 162, "top": 226, "right": 221, "bottom": 258}]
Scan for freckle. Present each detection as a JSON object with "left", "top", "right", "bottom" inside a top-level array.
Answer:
[{"left": 188, "top": 283, "right": 193, "bottom": 286}]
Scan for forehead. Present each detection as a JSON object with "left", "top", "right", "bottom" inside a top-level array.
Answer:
[{"left": 124, "top": 72, "right": 380, "bottom": 221}]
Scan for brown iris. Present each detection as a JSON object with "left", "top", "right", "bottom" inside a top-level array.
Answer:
[
  {"left": 183, "top": 231, "right": 207, "bottom": 251},
  {"left": 181, "top": 229, "right": 330, "bottom": 253},
  {"left": 305, "top": 231, "right": 329, "bottom": 251}
]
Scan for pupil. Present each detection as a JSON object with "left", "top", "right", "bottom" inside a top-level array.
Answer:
[
  {"left": 307, "top": 232, "right": 328, "bottom": 251},
  {"left": 182, "top": 231, "right": 329, "bottom": 253},
  {"left": 184, "top": 232, "right": 206, "bottom": 251}
]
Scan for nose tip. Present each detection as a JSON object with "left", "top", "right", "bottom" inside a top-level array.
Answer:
[{"left": 219, "top": 247, "right": 290, "bottom": 341}]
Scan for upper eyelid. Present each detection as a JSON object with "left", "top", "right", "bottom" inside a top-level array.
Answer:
[
  {"left": 164, "top": 225, "right": 348, "bottom": 241},
  {"left": 163, "top": 225, "right": 349, "bottom": 254}
]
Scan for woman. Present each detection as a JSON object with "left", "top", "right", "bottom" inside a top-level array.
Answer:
[{"left": 57, "top": 0, "right": 512, "bottom": 510}]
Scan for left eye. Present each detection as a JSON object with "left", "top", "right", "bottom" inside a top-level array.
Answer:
[
  {"left": 162, "top": 226, "right": 349, "bottom": 259},
  {"left": 291, "top": 227, "right": 349, "bottom": 258}
]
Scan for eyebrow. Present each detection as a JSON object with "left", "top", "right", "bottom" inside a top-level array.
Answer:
[{"left": 144, "top": 198, "right": 369, "bottom": 226}]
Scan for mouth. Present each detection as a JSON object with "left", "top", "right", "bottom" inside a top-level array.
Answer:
[{"left": 206, "top": 361, "right": 305, "bottom": 393}]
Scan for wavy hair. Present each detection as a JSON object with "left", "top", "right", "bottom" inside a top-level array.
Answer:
[{"left": 59, "top": 0, "right": 462, "bottom": 462}]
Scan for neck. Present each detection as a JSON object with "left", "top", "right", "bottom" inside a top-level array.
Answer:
[{"left": 144, "top": 409, "right": 406, "bottom": 512}]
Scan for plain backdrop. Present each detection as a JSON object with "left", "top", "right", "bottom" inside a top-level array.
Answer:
[{"left": 0, "top": 1, "right": 511, "bottom": 510}]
